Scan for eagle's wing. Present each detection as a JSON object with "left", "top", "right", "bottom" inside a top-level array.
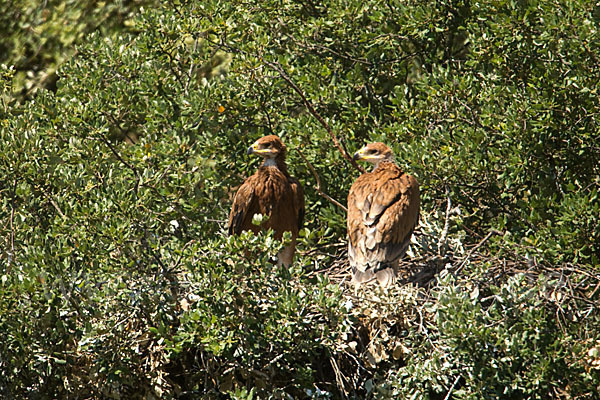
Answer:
[
  {"left": 371, "top": 173, "right": 419, "bottom": 262},
  {"left": 289, "top": 177, "right": 305, "bottom": 231},
  {"left": 348, "top": 165, "right": 419, "bottom": 284},
  {"left": 228, "top": 176, "right": 258, "bottom": 235}
]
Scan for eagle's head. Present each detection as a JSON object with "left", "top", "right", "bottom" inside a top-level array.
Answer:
[
  {"left": 247, "top": 135, "right": 287, "bottom": 163},
  {"left": 353, "top": 142, "right": 394, "bottom": 168}
]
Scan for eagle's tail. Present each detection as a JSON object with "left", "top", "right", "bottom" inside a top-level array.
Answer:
[{"left": 351, "top": 266, "right": 397, "bottom": 287}]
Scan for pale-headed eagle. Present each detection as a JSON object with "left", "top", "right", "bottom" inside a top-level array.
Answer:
[
  {"left": 228, "top": 135, "right": 305, "bottom": 266},
  {"left": 347, "top": 143, "right": 420, "bottom": 286}
]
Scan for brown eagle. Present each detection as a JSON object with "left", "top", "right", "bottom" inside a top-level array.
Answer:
[
  {"left": 228, "top": 135, "right": 305, "bottom": 266},
  {"left": 347, "top": 143, "right": 420, "bottom": 287}
]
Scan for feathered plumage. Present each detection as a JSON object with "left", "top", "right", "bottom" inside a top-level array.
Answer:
[
  {"left": 347, "top": 143, "right": 420, "bottom": 286},
  {"left": 228, "top": 135, "right": 304, "bottom": 266}
]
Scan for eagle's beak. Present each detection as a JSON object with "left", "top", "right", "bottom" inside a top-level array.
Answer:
[
  {"left": 247, "top": 140, "right": 262, "bottom": 155},
  {"left": 248, "top": 141, "right": 272, "bottom": 156},
  {"left": 353, "top": 147, "right": 366, "bottom": 161}
]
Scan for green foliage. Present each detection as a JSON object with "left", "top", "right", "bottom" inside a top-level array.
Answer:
[
  {"left": 1, "top": 0, "right": 599, "bottom": 398},
  {"left": 167, "top": 232, "right": 350, "bottom": 396},
  {"left": 393, "top": 271, "right": 600, "bottom": 399},
  {"left": 0, "top": 0, "right": 154, "bottom": 102}
]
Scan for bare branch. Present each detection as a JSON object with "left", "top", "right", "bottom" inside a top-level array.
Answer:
[
  {"left": 47, "top": 195, "right": 67, "bottom": 220},
  {"left": 330, "top": 357, "right": 349, "bottom": 399},
  {"left": 297, "top": 148, "right": 348, "bottom": 212},
  {"left": 437, "top": 185, "right": 460, "bottom": 256},
  {"left": 263, "top": 60, "right": 365, "bottom": 173},
  {"left": 455, "top": 229, "right": 502, "bottom": 274},
  {"left": 437, "top": 186, "right": 452, "bottom": 255},
  {"left": 95, "top": 121, "right": 141, "bottom": 195},
  {"left": 7, "top": 178, "right": 17, "bottom": 271},
  {"left": 444, "top": 375, "right": 462, "bottom": 400},
  {"left": 37, "top": 182, "right": 67, "bottom": 220}
]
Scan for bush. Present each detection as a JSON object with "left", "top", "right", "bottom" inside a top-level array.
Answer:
[
  {"left": 393, "top": 270, "right": 600, "bottom": 399},
  {"left": 1, "top": 0, "right": 599, "bottom": 398},
  {"left": 0, "top": 0, "right": 155, "bottom": 102}
]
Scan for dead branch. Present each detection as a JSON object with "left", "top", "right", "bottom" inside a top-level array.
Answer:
[
  {"left": 263, "top": 60, "right": 365, "bottom": 173},
  {"left": 455, "top": 229, "right": 502, "bottom": 274},
  {"left": 437, "top": 185, "right": 460, "bottom": 256},
  {"left": 38, "top": 185, "right": 67, "bottom": 220},
  {"left": 297, "top": 148, "right": 347, "bottom": 212},
  {"left": 437, "top": 186, "right": 452, "bottom": 255},
  {"left": 8, "top": 178, "right": 17, "bottom": 271},
  {"left": 444, "top": 375, "right": 462, "bottom": 400},
  {"left": 330, "top": 357, "right": 349, "bottom": 399}
]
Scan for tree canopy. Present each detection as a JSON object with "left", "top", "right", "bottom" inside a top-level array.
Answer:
[{"left": 1, "top": 0, "right": 599, "bottom": 398}]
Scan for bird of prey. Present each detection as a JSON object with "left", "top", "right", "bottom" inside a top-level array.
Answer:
[
  {"left": 347, "top": 142, "right": 420, "bottom": 287},
  {"left": 228, "top": 135, "right": 305, "bottom": 266}
]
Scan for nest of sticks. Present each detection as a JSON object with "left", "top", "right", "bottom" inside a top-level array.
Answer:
[{"left": 313, "top": 197, "right": 600, "bottom": 398}]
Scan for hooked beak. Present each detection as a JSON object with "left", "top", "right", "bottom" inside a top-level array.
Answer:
[
  {"left": 353, "top": 147, "right": 366, "bottom": 161},
  {"left": 247, "top": 141, "right": 273, "bottom": 157}
]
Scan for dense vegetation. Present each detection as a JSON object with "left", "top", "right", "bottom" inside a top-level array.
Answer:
[{"left": 1, "top": 0, "right": 599, "bottom": 398}]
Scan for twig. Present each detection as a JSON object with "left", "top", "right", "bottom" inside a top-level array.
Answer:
[
  {"left": 588, "top": 281, "right": 600, "bottom": 300},
  {"left": 185, "top": 36, "right": 200, "bottom": 96},
  {"left": 297, "top": 148, "right": 347, "bottom": 212},
  {"left": 38, "top": 185, "right": 67, "bottom": 220},
  {"left": 8, "top": 178, "right": 17, "bottom": 270},
  {"left": 47, "top": 196, "right": 67, "bottom": 220},
  {"left": 150, "top": 162, "right": 174, "bottom": 188},
  {"left": 444, "top": 375, "right": 461, "bottom": 400},
  {"left": 437, "top": 186, "right": 452, "bottom": 255},
  {"left": 96, "top": 126, "right": 141, "bottom": 195},
  {"left": 268, "top": 352, "right": 286, "bottom": 366},
  {"left": 296, "top": 41, "right": 418, "bottom": 67},
  {"left": 438, "top": 185, "right": 461, "bottom": 256},
  {"left": 205, "top": 40, "right": 363, "bottom": 172},
  {"left": 263, "top": 60, "right": 364, "bottom": 173},
  {"left": 330, "top": 357, "right": 349, "bottom": 399},
  {"left": 168, "top": 239, "right": 197, "bottom": 273},
  {"left": 455, "top": 229, "right": 502, "bottom": 274}
]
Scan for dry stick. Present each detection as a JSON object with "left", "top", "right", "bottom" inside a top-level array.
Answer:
[
  {"left": 330, "top": 357, "right": 349, "bottom": 399},
  {"left": 455, "top": 229, "right": 502, "bottom": 274},
  {"left": 8, "top": 178, "right": 17, "bottom": 271},
  {"left": 437, "top": 185, "right": 452, "bottom": 256},
  {"left": 444, "top": 375, "right": 462, "bottom": 400},
  {"left": 47, "top": 195, "right": 67, "bottom": 220},
  {"left": 38, "top": 185, "right": 67, "bottom": 220},
  {"left": 96, "top": 128, "right": 141, "bottom": 195},
  {"left": 263, "top": 60, "right": 365, "bottom": 173},
  {"left": 297, "top": 148, "right": 348, "bottom": 212},
  {"left": 588, "top": 281, "right": 600, "bottom": 300},
  {"left": 438, "top": 185, "right": 461, "bottom": 256}
]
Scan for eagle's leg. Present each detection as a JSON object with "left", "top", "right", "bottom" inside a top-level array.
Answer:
[{"left": 277, "top": 240, "right": 296, "bottom": 267}]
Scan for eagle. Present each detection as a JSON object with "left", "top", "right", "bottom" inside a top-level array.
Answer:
[
  {"left": 347, "top": 142, "right": 420, "bottom": 287},
  {"left": 228, "top": 135, "right": 305, "bottom": 266}
]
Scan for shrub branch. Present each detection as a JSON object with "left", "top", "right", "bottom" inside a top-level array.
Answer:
[
  {"left": 297, "top": 148, "right": 348, "bottom": 212},
  {"left": 8, "top": 177, "right": 17, "bottom": 271},
  {"left": 263, "top": 60, "right": 365, "bottom": 173}
]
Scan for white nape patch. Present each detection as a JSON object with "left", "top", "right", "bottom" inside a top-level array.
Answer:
[{"left": 263, "top": 158, "right": 278, "bottom": 167}]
